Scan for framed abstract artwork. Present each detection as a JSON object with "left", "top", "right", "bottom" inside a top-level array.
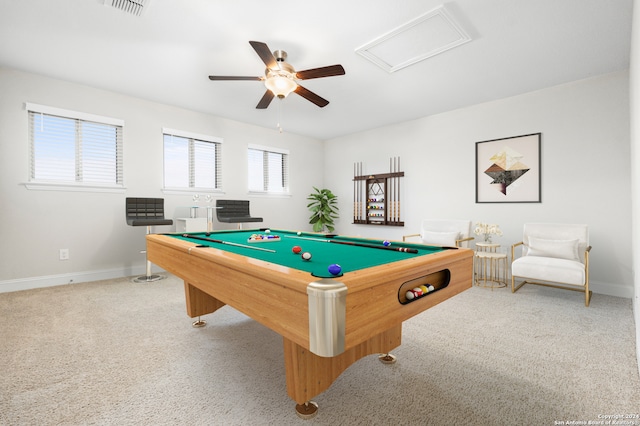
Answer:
[{"left": 475, "top": 133, "right": 541, "bottom": 203}]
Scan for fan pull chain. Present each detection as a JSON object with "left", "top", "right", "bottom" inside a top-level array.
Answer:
[{"left": 277, "top": 97, "right": 284, "bottom": 133}]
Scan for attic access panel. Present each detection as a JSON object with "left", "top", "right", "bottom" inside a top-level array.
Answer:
[{"left": 355, "top": 5, "right": 471, "bottom": 73}]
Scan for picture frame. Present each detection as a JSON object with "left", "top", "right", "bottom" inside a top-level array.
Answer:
[{"left": 475, "top": 133, "right": 541, "bottom": 203}]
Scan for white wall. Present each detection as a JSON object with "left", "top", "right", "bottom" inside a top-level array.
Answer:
[
  {"left": 0, "top": 68, "right": 324, "bottom": 289},
  {"left": 325, "top": 70, "right": 632, "bottom": 298},
  {"left": 0, "top": 68, "right": 634, "bottom": 300},
  {"left": 629, "top": 0, "right": 640, "bottom": 377}
]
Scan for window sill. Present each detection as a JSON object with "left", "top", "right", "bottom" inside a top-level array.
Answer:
[
  {"left": 162, "top": 188, "right": 224, "bottom": 196},
  {"left": 247, "top": 191, "right": 292, "bottom": 198},
  {"left": 23, "top": 182, "right": 126, "bottom": 193}
]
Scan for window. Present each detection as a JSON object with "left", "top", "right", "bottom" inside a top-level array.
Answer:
[
  {"left": 163, "top": 128, "right": 222, "bottom": 191},
  {"left": 248, "top": 145, "right": 289, "bottom": 194},
  {"left": 27, "top": 103, "right": 124, "bottom": 190}
]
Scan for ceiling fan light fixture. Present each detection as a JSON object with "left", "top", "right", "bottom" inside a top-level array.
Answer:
[
  {"left": 208, "top": 41, "right": 342, "bottom": 109},
  {"left": 265, "top": 72, "right": 297, "bottom": 98}
]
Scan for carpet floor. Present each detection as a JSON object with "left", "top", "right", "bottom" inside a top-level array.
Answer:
[{"left": 0, "top": 275, "right": 638, "bottom": 425}]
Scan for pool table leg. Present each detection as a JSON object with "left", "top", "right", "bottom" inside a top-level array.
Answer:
[
  {"left": 295, "top": 401, "right": 319, "bottom": 420},
  {"left": 378, "top": 353, "right": 397, "bottom": 364},
  {"left": 183, "top": 281, "right": 226, "bottom": 327},
  {"left": 283, "top": 324, "right": 402, "bottom": 418}
]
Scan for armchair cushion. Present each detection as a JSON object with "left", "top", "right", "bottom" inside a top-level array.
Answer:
[
  {"left": 512, "top": 256, "right": 586, "bottom": 287},
  {"left": 527, "top": 237, "right": 580, "bottom": 261},
  {"left": 421, "top": 230, "right": 460, "bottom": 247}
]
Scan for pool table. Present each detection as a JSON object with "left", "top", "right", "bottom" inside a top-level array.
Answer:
[{"left": 146, "top": 229, "right": 473, "bottom": 418}]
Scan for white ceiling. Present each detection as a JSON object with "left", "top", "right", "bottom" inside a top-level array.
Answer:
[{"left": 0, "top": 0, "right": 633, "bottom": 140}]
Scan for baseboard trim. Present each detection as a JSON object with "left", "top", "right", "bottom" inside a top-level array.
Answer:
[
  {"left": 589, "top": 280, "right": 634, "bottom": 298},
  {"left": 634, "top": 288, "right": 640, "bottom": 378},
  {"left": 0, "top": 265, "right": 167, "bottom": 293}
]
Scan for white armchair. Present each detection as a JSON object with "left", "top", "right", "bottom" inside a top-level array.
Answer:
[
  {"left": 403, "top": 220, "right": 474, "bottom": 248},
  {"left": 511, "top": 223, "right": 591, "bottom": 306}
]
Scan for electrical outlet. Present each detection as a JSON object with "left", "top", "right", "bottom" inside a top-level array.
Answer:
[{"left": 59, "top": 249, "right": 69, "bottom": 261}]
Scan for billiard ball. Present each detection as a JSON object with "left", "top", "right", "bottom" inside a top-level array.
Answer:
[
  {"left": 297, "top": 231, "right": 302, "bottom": 235},
  {"left": 420, "top": 285, "right": 428, "bottom": 294},
  {"left": 428, "top": 285, "right": 435, "bottom": 292},
  {"left": 328, "top": 264, "right": 342, "bottom": 275},
  {"left": 265, "top": 229, "right": 270, "bottom": 233},
  {"left": 383, "top": 240, "right": 391, "bottom": 247},
  {"left": 405, "top": 290, "right": 415, "bottom": 301},
  {"left": 292, "top": 245, "right": 302, "bottom": 254},
  {"left": 412, "top": 287, "right": 423, "bottom": 297},
  {"left": 301, "top": 252, "right": 312, "bottom": 261}
]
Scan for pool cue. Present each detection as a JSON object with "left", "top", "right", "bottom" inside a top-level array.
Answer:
[
  {"left": 390, "top": 157, "right": 395, "bottom": 222},
  {"left": 354, "top": 162, "right": 359, "bottom": 221},
  {"left": 356, "top": 162, "right": 359, "bottom": 221},
  {"left": 182, "top": 234, "right": 276, "bottom": 253},
  {"left": 359, "top": 162, "right": 363, "bottom": 221},
  {"left": 361, "top": 162, "right": 364, "bottom": 220},
  {"left": 393, "top": 157, "right": 397, "bottom": 221},
  {"left": 388, "top": 157, "right": 392, "bottom": 222},
  {"left": 285, "top": 235, "right": 418, "bottom": 254},
  {"left": 397, "top": 156, "right": 400, "bottom": 222},
  {"left": 354, "top": 162, "right": 358, "bottom": 221},
  {"left": 395, "top": 156, "right": 399, "bottom": 222},
  {"left": 391, "top": 157, "right": 396, "bottom": 222},
  {"left": 357, "top": 162, "right": 362, "bottom": 221}
]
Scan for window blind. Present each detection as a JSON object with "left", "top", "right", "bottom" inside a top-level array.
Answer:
[
  {"left": 163, "top": 130, "right": 222, "bottom": 191},
  {"left": 248, "top": 146, "right": 289, "bottom": 193},
  {"left": 28, "top": 107, "right": 123, "bottom": 186}
]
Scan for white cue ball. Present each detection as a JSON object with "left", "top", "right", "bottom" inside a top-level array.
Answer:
[
  {"left": 297, "top": 231, "right": 302, "bottom": 235},
  {"left": 405, "top": 290, "right": 415, "bottom": 300},
  {"left": 265, "top": 229, "right": 270, "bottom": 233}
]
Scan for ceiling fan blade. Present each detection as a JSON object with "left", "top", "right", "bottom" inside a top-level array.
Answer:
[
  {"left": 249, "top": 41, "right": 278, "bottom": 70},
  {"left": 294, "top": 85, "right": 329, "bottom": 108},
  {"left": 256, "top": 90, "right": 275, "bottom": 109},
  {"left": 209, "top": 76, "right": 262, "bottom": 81},
  {"left": 296, "top": 65, "right": 345, "bottom": 80}
]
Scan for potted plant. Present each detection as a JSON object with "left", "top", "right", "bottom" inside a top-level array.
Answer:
[{"left": 307, "top": 187, "right": 339, "bottom": 233}]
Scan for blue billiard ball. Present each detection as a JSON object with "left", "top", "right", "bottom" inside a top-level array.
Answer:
[
  {"left": 328, "top": 264, "right": 342, "bottom": 275},
  {"left": 383, "top": 240, "right": 391, "bottom": 247}
]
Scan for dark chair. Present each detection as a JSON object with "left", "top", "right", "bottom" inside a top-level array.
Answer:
[
  {"left": 215, "top": 200, "right": 263, "bottom": 229},
  {"left": 126, "top": 197, "right": 174, "bottom": 282}
]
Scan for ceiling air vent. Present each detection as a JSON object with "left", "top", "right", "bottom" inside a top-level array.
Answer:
[{"left": 104, "top": 0, "right": 150, "bottom": 17}]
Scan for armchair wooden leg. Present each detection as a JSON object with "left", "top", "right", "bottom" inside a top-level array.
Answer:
[{"left": 511, "top": 276, "right": 526, "bottom": 293}]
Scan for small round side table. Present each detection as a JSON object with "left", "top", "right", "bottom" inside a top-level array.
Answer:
[{"left": 475, "top": 243, "right": 508, "bottom": 289}]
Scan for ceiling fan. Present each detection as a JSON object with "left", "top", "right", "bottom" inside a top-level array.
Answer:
[{"left": 208, "top": 41, "right": 345, "bottom": 109}]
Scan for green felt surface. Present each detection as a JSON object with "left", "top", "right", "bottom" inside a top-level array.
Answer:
[{"left": 172, "top": 229, "right": 446, "bottom": 278}]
